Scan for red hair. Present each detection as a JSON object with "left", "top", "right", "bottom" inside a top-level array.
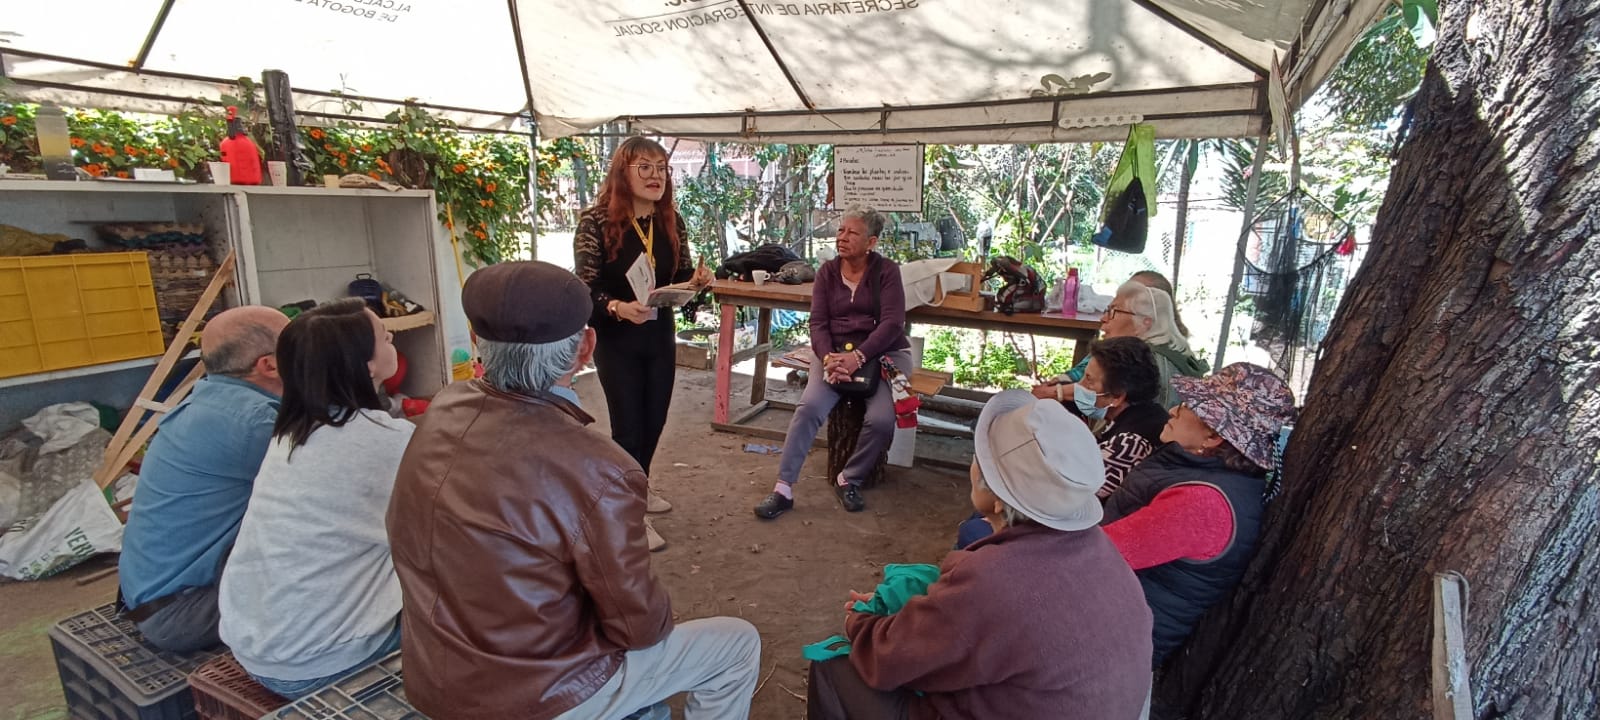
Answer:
[{"left": 597, "top": 137, "right": 682, "bottom": 265}]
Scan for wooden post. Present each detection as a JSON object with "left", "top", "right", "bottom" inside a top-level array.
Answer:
[
  {"left": 715, "top": 302, "right": 736, "bottom": 424},
  {"left": 261, "top": 69, "right": 303, "bottom": 186},
  {"left": 751, "top": 308, "right": 772, "bottom": 404},
  {"left": 1432, "top": 572, "right": 1473, "bottom": 720}
]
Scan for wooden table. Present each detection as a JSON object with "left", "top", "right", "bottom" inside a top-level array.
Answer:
[{"left": 710, "top": 279, "right": 1102, "bottom": 438}]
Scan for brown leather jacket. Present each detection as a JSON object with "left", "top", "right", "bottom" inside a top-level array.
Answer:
[{"left": 387, "top": 381, "right": 671, "bottom": 720}]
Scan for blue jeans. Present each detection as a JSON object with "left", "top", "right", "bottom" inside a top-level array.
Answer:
[
  {"left": 778, "top": 349, "right": 914, "bottom": 487},
  {"left": 955, "top": 512, "right": 993, "bottom": 549},
  {"left": 250, "top": 621, "right": 403, "bottom": 699}
]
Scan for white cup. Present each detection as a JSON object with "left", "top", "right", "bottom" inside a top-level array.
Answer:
[
  {"left": 752, "top": 270, "right": 771, "bottom": 286},
  {"left": 267, "top": 161, "right": 288, "bottom": 187},
  {"left": 207, "top": 162, "right": 231, "bottom": 185}
]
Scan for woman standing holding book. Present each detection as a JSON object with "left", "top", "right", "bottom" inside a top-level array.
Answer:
[{"left": 575, "top": 137, "right": 711, "bottom": 551}]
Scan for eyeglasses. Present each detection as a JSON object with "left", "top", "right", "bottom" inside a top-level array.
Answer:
[{"left": 631, "top": 163, "right": 669, "bottom": 178}]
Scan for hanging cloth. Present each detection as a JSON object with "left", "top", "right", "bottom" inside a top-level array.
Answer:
[{"left": 1092, "top": 124, "right": 1158, "bottom": 254}]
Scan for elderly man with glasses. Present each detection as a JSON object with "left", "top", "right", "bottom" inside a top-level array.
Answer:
[{"left": 119, "top": 305, "right": 290, "bottom": 652}]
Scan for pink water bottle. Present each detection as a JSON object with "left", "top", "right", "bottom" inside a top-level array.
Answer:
[{"left": 1061, "top": 268, "right": 1080, "bottom": 318}]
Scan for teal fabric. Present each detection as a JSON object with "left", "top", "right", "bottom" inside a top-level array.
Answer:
[{"left": 803, "top": 564, "right": 940, "bottom": 660}]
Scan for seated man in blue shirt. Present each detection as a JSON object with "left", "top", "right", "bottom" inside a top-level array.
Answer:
[{"left": 118, "top": 305, "right": 289, "bottom": 652}]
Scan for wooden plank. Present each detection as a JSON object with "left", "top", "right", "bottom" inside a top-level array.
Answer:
[
  {"left": 95, "top": 251, "right": 236, "bottom": 486},
  {"left": 751, "top": 307, "right": 772, "bottom": 405},
  {"left": 97, "top": 361, "right": 206, "bottom": 489},
  {"left": 711, "top": 422, "right": 791, "bottom": 444},
  {"left": 731, "top": 401, "right": 771, "bottom": 425},
  {"left": 714, "top": 302, "right": 736, "bottom": 424},
  {"left": 1432, "top": 572, "right": 1473, "bottom": 720},
  {"left": 729, "top": 342, "right": 776, "bottom": 365},
  {"left": 768, "top": 400, "right": 799, "bottom": 412}
]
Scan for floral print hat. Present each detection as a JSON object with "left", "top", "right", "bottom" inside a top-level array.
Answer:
[{"left": 1170, "top": 363, "right": 1296, "bottom": 469}]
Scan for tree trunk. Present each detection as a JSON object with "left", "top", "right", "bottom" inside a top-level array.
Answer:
[
  {"left": 1162, "top": 0, "right": 1600, "bottom": 717},
  {"left": 1171, "top": 141, "right": 1198, "bottom": 289}
]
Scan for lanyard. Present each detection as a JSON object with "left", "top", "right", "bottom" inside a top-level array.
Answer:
[{"left": 631, "top": 216, "right": 655, "bottom": 269}]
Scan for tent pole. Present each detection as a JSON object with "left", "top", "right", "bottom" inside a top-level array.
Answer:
[
  {"left": 1213, "top": 130, "right": 1270, "bottom": 368},
  {"left": 132, "top": 0, "right": 178, "bottom": 70},
  {"left": 735, "top": 0, "right": 814, "bottom": 109},
  {"left": 527, "top": 120, "right": 539, "bottom": 262},
  {"left": 505, "top": 0, "right": 540, "bottom": 122}
]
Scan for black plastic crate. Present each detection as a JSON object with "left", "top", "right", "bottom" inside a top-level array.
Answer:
[
  {"left": 49, "top": 602, "right": 224, "bottom": 720},
  {"left": 265, "top": 653, "right": 424, "bottom": 720}
]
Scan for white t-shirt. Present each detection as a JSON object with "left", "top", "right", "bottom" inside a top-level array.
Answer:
[{"left": 219, "top": 409, "right": 414, "bottom": 681}]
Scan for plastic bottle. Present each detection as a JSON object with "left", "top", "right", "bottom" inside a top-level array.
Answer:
[{"left": 1061, "top": 268, "right": 1080, "bottom": 318}]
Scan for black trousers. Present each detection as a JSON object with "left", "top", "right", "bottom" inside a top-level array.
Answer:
[
  {"left": 807, "top": 657, "right": 912, "bottom": 720},
  {"left": 593, "top": 318, "right": 676, "bottom": 475}
]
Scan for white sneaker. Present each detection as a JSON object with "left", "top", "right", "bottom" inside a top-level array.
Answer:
[
  {"left": 644, "top": 517, "right": 667, "bottom": 552},
  {"left": 646, "top": 488, "right": 673, "bottom": 514}
]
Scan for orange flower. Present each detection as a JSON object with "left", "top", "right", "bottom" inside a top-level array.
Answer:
[
  {"left": 70, "top": 137, "right": 86, "bottom": 148},
  {"left": 116, "top": 171, "right": 130, "bottom": 179},
  {"left": 84, "top": 163, "right": 105, "bottom": 176},
  {"left": 0, "top": 116, "right": 16, "bottom": 126},
  {"left": 310, "top": 128, "right": 326, "bottom": 140},
  {"left": 473, "top": 230, "right": 487, "bottom": 239},
  {"left": 376, "top": 158, "right": 392, "bottom": 172},
  {"left": 323, "top": 143, "right": 336, "bottom": 152},
  {"left": 453, "top": 163, "right": 467, "bottom": 173},
  {"left": 92, "top": 143, "right": 108, "bottom": 154},
  {"left": 167, "top": 158, "right": 180, "bottom": 168},
  {"left": 485, "top": 182, "right": 497, "bottom": 193},
  {"left": 368, "top": 171, "right": 381, "bottom": 180},
  {"left": 362, "top": 144, "right": 373, "bottom": 152},
  {"left": 123, "top": 145, "right": 136, "bottom": 155},
  {"left": 338, "top": 158, "right": 348, "bottom": 168},
  {"left": 155, "top": 148, "right": 168, "bottom": 156},
  {"left": 475, "top": 177, "right": 484, "bottom": 187},
  {"left": 106, "top": 147, "right": 117, "bottom": 157}
]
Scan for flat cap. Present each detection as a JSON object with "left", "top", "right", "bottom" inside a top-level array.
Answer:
[{"left": 462, "top": 261, "right": 590, "bottom": 344}]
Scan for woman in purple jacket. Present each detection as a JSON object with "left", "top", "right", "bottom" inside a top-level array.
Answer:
[{"left": 755, "top": 206, "right": 910, "bottom": 519}]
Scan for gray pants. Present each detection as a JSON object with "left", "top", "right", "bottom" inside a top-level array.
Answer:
[
  {"left": 556, "top": 617, "right": 762, "bottom": 720},
  {"left": 777, "top": 348, "right": 913, "bottom": 487},
  {"left": 133, "top": 584, "right": 223, "bottom": 653}
]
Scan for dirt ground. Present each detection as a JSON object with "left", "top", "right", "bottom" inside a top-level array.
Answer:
[{"left": 0, "top": 365, "right": 976, "bottom": 720}]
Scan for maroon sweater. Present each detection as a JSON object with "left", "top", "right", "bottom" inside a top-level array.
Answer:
[
  {"left": 845, "top": 524, "right": 1152, "bottom": 720},
  {"left": 809, "top": 253, "right": 911, "bottom": 360}
]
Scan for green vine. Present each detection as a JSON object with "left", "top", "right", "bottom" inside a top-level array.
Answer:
[{"left": 1, "top": 98, "right": 542, "bottom": 267}]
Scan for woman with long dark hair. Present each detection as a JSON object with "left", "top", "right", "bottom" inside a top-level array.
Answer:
[
  {"left": 218, "top": 298, "right": 413, "bottom": 698},
  {"left": 574, "top": 137, "right": 711, "bottom": 551}
]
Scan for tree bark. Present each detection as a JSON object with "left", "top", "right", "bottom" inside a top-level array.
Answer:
[{"left": 1163, "top": 0, "right": 1600, "bottom": 717}]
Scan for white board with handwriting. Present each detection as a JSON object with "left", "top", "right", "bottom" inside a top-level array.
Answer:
[{"left": 835, "top": 145, "right": 924, "bottom": 213}]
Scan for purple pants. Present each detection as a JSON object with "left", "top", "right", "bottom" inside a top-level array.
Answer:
[{"left": 777, "top": 348, "right": 913, "bottom": 487}]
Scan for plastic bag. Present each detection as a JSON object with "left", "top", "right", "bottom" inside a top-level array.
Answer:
[{"left": 0, "top": 479, "right": 123, "bottom": 580}]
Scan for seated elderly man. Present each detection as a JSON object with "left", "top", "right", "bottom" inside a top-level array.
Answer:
[
  {"left": 808, "top": 391, "right": 1153, "bottom": 719},
  {"left": 387, "top": 261, "right": 761, "bottom": 720},
  {"left": 118, "top": 305, "right": 289, "bottom": 652}
]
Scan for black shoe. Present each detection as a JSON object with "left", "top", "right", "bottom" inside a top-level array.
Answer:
[
  {"left": 835, "top": 484, "right": 865, "bottom": 512},
  {"left": 754, "top": 492, "right": 793, "bottom": 520}
]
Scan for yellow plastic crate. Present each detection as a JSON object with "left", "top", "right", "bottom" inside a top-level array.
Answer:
[{"left": 0, "top": 252, "right": 166, "bottom": 379}]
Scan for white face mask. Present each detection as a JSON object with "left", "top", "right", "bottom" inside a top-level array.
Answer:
[{"left": 1073, "top": 383, "right": 1108, "bottom": 420}]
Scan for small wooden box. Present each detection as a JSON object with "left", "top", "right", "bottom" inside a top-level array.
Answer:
[{"left": 935, "top": 262, "right": 986, "bottom": 312}]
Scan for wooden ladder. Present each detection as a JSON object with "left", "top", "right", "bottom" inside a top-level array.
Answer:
[{"left": 92, "top": 250, "right": 237, "bottom": 491}]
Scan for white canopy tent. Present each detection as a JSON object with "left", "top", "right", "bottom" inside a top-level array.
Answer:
[{"left": 2, "top": 0, "right": 1387, "bottom": 142}]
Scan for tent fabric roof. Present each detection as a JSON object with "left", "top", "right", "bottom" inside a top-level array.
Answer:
[{"left": 1, "top": 0, "right": 1386, "bottom": 142}]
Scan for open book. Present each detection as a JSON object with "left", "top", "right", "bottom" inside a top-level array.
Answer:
[{"left": 645, "top": 281, "right": 705, "bottom": 308}]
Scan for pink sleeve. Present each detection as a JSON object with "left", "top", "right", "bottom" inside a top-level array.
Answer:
[{"left": 1104, "top": 485, "right": 1234, "bottom": 570}]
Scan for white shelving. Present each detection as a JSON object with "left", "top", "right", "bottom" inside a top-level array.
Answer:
[{"left": 0, "top": 179, "right": 470, "bottom": 412}]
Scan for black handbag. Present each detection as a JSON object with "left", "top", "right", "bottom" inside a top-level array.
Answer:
[{"left": 829, "top": 260, "right": 883, "bottom": 398}]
